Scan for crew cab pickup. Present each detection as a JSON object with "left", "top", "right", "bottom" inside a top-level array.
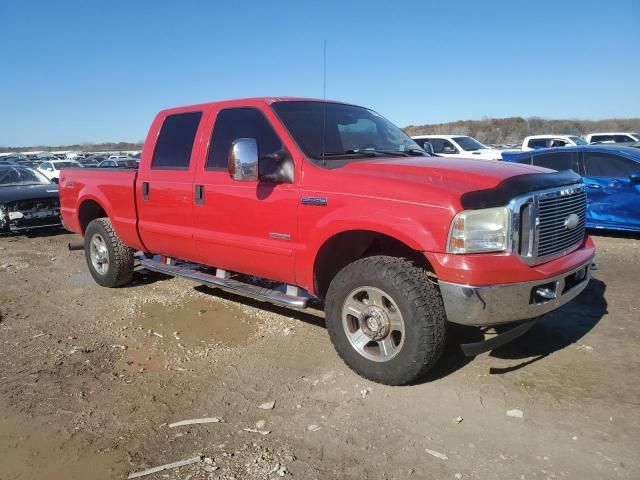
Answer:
[{"left": 60, "top": 98, "right": 595, "bottom": 385}]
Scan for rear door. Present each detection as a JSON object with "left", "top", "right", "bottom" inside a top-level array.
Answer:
[
  {"left": 192, "top": 105, "right": 299, "bottom": 284},
  {"left": 136, "top": 109, "right": 205, "bottom": 260},
  {"left": 580, "top": 151, "right": 640, "bottom": 231}
]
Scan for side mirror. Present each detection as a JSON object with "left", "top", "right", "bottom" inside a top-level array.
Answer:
[
  {"left": 228, "top": 138, "right": 258, "bottom": 182},
  {"left": 630, "top": 172, "right": 640, "bottom": 184}
]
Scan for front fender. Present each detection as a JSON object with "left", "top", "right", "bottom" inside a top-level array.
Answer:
[{"left": 295, "top": 201, "right": 453, "bottom": 294}]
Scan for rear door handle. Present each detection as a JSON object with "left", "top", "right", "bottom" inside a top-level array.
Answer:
[
  {"left": 142, "top": 182, "right": 150, "bottom": 200},
  {"left": 195, "top": 184, "right": 205, "bottom": 205},
  {"left": 586, "top": 184, "right": 601, "bottom": 189}
]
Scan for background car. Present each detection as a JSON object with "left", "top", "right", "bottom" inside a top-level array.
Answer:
[
  {"left": 78, "top": 155, "right": 106, "bottom": 167},
  {"left": 37, "top": 159, "right": 82, "bottom": 183},
  {"left": 0, "top": 165, "right": 61, "bottom": 233},
  {"left": 502, "top": 145, "right": 640, "bottom": 232},
  {"left": 411, "top": 135, "right": 502, "bottom": 160},
  {"left": 97, "top": 158, "right": 139, "bottom": 168},
  {"left": 585, "top": 132, "right": 640, "bottom": 144}
]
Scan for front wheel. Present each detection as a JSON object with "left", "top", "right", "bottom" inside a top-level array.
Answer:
[
  {"left": 325, "top": 256, "right": 447, "bottom": 385},
  {"left": 84, "top": 218, "right": 134, "bottom": 287}
]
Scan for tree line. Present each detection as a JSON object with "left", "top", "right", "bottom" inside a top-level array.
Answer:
[
  {"left": 4, "top": 117, "right": 640, "bottom": 152},
  {"left": 403, "top": 117, "right": 640, "bottom": 145}
]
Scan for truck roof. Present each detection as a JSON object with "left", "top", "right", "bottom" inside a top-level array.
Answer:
[
  {"left": 157, "top": 97, "right": 353, "bottom": 116},
  {"left": 524, "top": 134, "right": 576, "bottom": 139}
]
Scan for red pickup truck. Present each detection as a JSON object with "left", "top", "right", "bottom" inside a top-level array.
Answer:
[{"left": 60, "top": 98, "right": 595, "bottom": 385}]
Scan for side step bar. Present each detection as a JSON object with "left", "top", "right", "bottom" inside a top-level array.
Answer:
[{"left": 138, "top": 257, "right": 309, "bottom": 309}]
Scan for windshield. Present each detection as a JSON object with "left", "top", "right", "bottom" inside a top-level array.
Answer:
[
  {"left": 0, "top": 166, "right": 51, "bottom": 186},
  {"left": 569, "top": 136, "right": 588, "bottom": 145},
  {"left": 452, "top": 136, "right": 486, "bottom": 151},
  {"left": 271, "top": 101, "right": 424, "bottom": 165}
]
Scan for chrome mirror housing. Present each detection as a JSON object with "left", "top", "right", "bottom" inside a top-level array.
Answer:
[{"left": 228, "top": 138, "right": 258, "bottom": 182}]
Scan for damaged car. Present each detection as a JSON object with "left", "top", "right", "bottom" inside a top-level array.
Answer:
[{"left": 0, "top": 165, "right": 61, "bottom": 233}]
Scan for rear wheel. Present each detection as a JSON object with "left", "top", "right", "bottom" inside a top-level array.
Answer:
[
  {"left": 325, "top": 256, "right": 447, "bottom": 385},
  {"left": 84, "top": 218, "right": 134, "bottom": 287}
]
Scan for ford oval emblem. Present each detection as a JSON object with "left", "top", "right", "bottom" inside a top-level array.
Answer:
[{"left": 564, "top": 213, "right": 580, "bottom": 230}]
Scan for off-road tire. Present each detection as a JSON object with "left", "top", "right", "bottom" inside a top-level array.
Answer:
[
  {"left": 325, "top": 256, "right": 447, "bottom": 385},
  {"left": 84, "top": 217, "right": 134, "bottom": 287}
]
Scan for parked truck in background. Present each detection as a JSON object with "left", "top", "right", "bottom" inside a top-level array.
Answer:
[
  {"left": 411, "top": 135, "right": 503, "bottom": 160},
  {"left": 521, "top": 135, "right": 588, "bottom": 151},
  {"left": 59, "top": 98, "right": 595, "bottom": 385}
]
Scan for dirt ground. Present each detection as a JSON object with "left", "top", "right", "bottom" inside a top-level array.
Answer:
[{"left": 0, "top": 231, "right": 639, "bottom": 480}]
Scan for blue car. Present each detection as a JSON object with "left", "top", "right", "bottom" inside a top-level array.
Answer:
[{"left": 502, "top": 145, "right": 640, "bottom": 233}]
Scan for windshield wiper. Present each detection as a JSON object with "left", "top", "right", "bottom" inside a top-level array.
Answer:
[{"left": 322, "top": 149, "right": 410, "bottom": 158}]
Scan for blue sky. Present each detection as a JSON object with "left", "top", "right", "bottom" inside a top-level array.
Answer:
[{"left": 1, "top": 0, "right": 639, "bottom": 146}]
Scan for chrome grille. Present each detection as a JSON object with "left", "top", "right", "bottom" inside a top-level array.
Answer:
[
  {"left": 536, "top": 187, "right": 586, "bottom": 260},
  {"left": 511, "top": 184, "right": 586, "bottom": 265}
]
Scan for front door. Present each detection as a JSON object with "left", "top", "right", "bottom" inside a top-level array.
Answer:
[
  {"left": 192, "top": 106, "right": 299, "bottom": 284},
  {"left": 581, "top": 151, "right": 640, "bottom": 231}
]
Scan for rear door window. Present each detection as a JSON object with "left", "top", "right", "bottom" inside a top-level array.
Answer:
[
  {"left": 152, "top": 111, "right": 202, "bottom": 169},
  {"left": 583, "top": 152, "right": 639, "bottom": 177},
  {"left": 528, "top": 139, "right": 548, "bottom": 149},
  {"left": 532, "top": 152, "right": 578, "bottom": 172}
]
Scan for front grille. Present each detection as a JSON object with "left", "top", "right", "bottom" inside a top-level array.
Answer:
[
  {"left": 513, "top": 184, "right": 586, "bottom": 265},
  {"left": 536, "top": 187, "right": 586, "bottom": 260}
]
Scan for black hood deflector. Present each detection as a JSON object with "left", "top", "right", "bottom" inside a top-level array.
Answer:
[{"left": 460, "top": 170, "right": 582, "bottom": 209}]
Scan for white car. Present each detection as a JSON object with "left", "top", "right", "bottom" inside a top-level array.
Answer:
[
  {"left": 411, "top": 135, "right": 502, "bottom": 160},
  {"left": 521, "top": 135, "right": 588, "bottom": 151},
  {"left": 37, "top": 160, "right": 82, "bottom": 183},
  {"left": 108, "top": 154, "right": 130, "bottom": 160},
  {"left": 584, "top": 132, "right": 640, "bottom": 144}
]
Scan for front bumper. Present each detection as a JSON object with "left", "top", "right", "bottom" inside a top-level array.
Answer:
[{"left": 439, "top": 255, "right": 594, "bottom": 326}]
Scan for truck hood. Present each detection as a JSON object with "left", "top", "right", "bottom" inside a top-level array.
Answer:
[
  {"left": 0, "top": 184, "right": 60, "bottom": 203},
  {"left": 337, "top": 156, "right": 551, "bottom": 208}
]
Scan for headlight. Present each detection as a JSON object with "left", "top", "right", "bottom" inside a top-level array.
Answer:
[{"left": 447, "top": 207, "right": 510, "bottom": 253}]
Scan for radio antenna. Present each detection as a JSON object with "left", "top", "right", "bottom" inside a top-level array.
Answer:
[{"left": 321, "top": 40, "right": 327, "bottom": 167}]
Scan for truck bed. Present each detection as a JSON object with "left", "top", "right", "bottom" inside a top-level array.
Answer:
[{"left": 59, "top": 167, "right": 145, "bottom": 251}]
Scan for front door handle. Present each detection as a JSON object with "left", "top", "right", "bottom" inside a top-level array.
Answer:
[
  {"left": 142, "top": 182, "right": 150, "bottom": 200},
  {"left": 586, "top": 184, "right": 601, "bottom": 189},
  {"left": 195, "top": 184, "right": 205, "bottom": 205}
]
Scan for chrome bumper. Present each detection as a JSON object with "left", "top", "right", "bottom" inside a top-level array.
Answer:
[{"left": 439, "top": 256, "right": 594, "bottom": 326}]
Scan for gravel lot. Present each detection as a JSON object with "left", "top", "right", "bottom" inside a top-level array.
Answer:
[{"left": 0, "top": 231, "right": 638, "bottom": 480}]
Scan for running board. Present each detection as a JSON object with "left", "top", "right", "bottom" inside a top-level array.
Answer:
[{"left": 138, "top": 258, "right": 309, "bottom": 309}]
